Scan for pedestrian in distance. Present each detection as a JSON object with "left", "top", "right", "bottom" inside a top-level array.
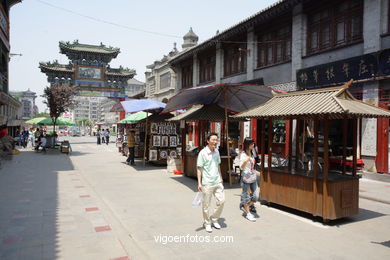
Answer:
[
  {"left": 29, "top": 128, "right": 34, "bottom": 147},
  {"left": 197, "top": 132, "right": 225, "bottom": 233},
  {"left": 96, "top": 129, "right": 101, "bottom": 145},
  {"left": 21, "top": 127, "right": 29, "bottom": 148},
  {"left": 105, "top": 128, "right": 110, "bottom": 145},
  {"left": 126, "top": 130, "right": 136, "bottom": 165},
  {"left": 239, "top": 137, "right": 259, "bottom": 222}
]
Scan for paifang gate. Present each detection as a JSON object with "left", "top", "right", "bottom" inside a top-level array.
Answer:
[{"left": 39, "top": 40, "right": 136, "bottom": 120}]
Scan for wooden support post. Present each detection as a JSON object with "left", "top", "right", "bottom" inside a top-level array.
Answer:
[
  {"left": 143, "top": 112, "right": 149, "bottom": 167},
  {"left": 352, "top": 118, "right": 358, "bottom": 176},
  {"left": 342, "top": 119, "right": 348, "bottom": 175},
  {"left": 260, "top": 119, "right": 266, "bottom": 200},
  {"left": 313, "top": 119, "right": 319, "bottom": 215},
  {"left": 268, "top": 118, "right": 273, "bottom": 177},
  {"left": 322, "top": 118, "right": 329, "bottom": 220},
  {"left": 288, "top": 119, "right": 293, "bottom": 171},
  {"left": 295, "top": 119, "right": 300, "bottom": 171},
  {"left": 181, "top": 121, "right": 186, "bottom": 173},
  {"left": 261, "top": 119, "right": 266, "bottom": 174},
  {"left": 224, "top": 87, "right": 232, "bottom": 187}
]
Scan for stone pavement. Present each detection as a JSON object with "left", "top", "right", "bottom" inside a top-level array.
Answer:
[{"left": 0, "top": 137, "right": 390, "bottom": 260}]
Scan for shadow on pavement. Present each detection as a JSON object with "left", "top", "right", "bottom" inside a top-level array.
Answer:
[
  {"left": 0, "top": 149, "right": 75, "bottom": 259},
  {"left": 170, "top": 174, "right": 242, "bottom": 191},
  {"left": 371, "top": 240, "right": 390, "bottom": 248},
  {"left": 260, "top": 201, "right": 387, "bottom": 226},
  {"left": 122, "top": 160, "right": 166, "bottom": 172}
]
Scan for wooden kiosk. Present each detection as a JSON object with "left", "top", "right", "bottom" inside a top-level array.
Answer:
[
  {"left": 234, "top": 82, "right": 390, "bottom": 221},
  {"left": 168, "top": 104, "right": 239, "bottom": 183}
]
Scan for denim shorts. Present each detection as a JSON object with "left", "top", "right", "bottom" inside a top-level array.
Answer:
[{"left": 241, "top": 181, "right": 258, "bottom": 204}]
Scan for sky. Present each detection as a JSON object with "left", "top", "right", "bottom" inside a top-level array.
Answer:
[{"left": 9, "top": 0, "right": 280, "bottom": 112}]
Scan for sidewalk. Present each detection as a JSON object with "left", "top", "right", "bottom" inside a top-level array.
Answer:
[{"left": 1, "top": 138, "right": 390, "bottom": 260}]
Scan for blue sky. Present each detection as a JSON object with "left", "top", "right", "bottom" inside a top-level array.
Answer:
[{"left": 9, "top": 0, "right": 279, "bottom": 112}]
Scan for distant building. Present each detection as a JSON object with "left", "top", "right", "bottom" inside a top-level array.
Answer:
[
  {"left": 0, "top": 0, "right": 22, "bottom": 135},
  {"left": 70, "top": 96, "right": 102, "bottom": 123},
  {"left": 145, "top": 28, "right": 198, "bottom": 102},
  {"left": 10, "top": 89, "right": 38, "bottom": 120},
  {"left": 99, "top": 98, "right": 119, "bottom": 125}
]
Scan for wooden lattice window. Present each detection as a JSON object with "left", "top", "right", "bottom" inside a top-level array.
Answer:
[
  {"left": 199, "top": 54, "right": 215, "bottom": 84},
  {"left": 223, "top": 42, "right": 246, "bottom": 77},
  {"left": 257, "top": 25, "right": 291, "bottom": 68},
  {"left": 306, "top": 0, "right": 363, "bottom": 55},
  {"left": 182, "top": 63, "right": 193, "bottom": 89}
]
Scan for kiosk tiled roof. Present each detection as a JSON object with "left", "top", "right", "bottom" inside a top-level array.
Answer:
[{"left": 233, "top": 81, "right": 390, "bottom": 119}]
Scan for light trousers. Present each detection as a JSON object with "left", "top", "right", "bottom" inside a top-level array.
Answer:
[{"left": 202, "top": 183, "right": 225, "bottom": 225}]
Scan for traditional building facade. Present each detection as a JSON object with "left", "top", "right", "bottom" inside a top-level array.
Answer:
[
  {"left": 125, "top": 78, "right": 145, "bottom": 97},
  {"left": 10, "top": 89, "right": 38, "bottom": 120},
  {"left": 39, "top": 40, "right": 136, "bottom": 122},
  {"left": 145, "top": 28, "right": 198, "bottom": 102},
  {"left": 0, "top": 0, "right": 22, "bottom": 135},
  {"left": 169, "top": 0, "right": 390, "bottom": 172}
]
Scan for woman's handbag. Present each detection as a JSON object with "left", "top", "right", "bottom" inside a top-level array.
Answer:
[{"left": 242, "top": 171, "right": 257, "bottom": 184}]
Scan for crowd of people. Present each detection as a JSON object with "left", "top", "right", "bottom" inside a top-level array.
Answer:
[
  {"left": 96, "top": 128, "right": 110, "bottom": 145},
  {"left": 14, "top": 127, "right": 56, "bottom": 152}
]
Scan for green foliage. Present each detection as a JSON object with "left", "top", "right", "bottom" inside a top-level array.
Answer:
[
  {"left": 33, "top": 112, "right": 49, "bottom": 118},
  {"left": 41, "top": 84, "right": 75, "bottom": 130},
  {"left": 76, "top": 118, "right": 93, "bottom": 126}
]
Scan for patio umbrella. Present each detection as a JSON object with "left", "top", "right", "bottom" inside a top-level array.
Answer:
[
  {"left": 25, "top": 117, "right": 47, "bottom": 125},
  {"left": 163, "top": 83, "right": 279, "bottom": 186},
  {"left": 37, "top": 117, "right": 75, "bottom": 126},
  {"left": 120, "top": 99, "right": 167, "bottom": 166},
  {"left": 162, "top": 83, "right": 277, "bottom": 113},
  {"left": 120, "top": 99, "right": 166, "bottom": 113},
  {"left": 119, "top": 111, "right": 149, "bottom": 124}
]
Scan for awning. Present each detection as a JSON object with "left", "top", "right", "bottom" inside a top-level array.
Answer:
[
  {"left": 118, "top": 111, "right": 149, "bottom": 124},
  {"left": 233, "top": 81, "right": 390, "bottom": 120},
  {"left": 120, "top": 99, "right": 165, "bottom": 113},
  {"left": 168, "top": 104, "right": 239, "bottom": 122}
]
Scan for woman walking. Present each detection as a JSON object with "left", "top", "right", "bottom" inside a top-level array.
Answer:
[{"left": 239, "top": 137, "right": 258, "bottom": 222}]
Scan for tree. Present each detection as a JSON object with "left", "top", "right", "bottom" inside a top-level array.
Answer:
[
  {"left": 33, "top": 112, "right": 49, "bottom": 118},
  {"left": 76, "top": 118, "right": 93, "bottom": 126},
  {"left": 41, "top": 84, "right": 75, "bottom": 131}
]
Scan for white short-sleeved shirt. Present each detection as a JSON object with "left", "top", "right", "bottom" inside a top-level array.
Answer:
[
  {"left": 239, "top": 152, "right": 255, "bottom": 174},
  {"left": 197, "top": 146, "right": 221, "bottom": 186}
]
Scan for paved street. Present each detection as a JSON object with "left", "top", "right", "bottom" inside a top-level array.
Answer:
[{"left": 1, "top": 136, "right": 390, "bottom": 260}]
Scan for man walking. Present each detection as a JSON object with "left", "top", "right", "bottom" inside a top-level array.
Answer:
[
  {"left": 197, "top": 133, "right": 225, "bottom": 233},
  {"left": 126, "top": 130, "right": 136, "bottom": 165}
]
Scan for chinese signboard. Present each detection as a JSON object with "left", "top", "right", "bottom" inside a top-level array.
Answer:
[
  {"left": 297, "top": 49, "right": 390, "bottom": 90},
  {"left": 75, "top": 90, "right": 127, "bottom": 98}
]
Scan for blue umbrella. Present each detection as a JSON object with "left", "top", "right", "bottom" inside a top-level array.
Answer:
[
  {"left": 120, "top": 99, "right": 166, "bottom": 166},
  {"left": 120, "top": 99, "right": 166, "bottom": 113}
]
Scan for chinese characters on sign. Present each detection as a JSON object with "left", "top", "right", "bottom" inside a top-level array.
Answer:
[{"left": 297, "top": 53, "right": 379, "bottom": 90}]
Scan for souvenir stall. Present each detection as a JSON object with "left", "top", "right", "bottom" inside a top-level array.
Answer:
[
  {"left": 168, "top": 104, "right": 243, "bottom": 182},
  {"left": 116, "top": 111, "right": 147, "bottom": 155},
  {"left": 233, "top": 81, "right": 390, "bottom": 221},
  {"left": 120, "top": 98, "right": 167, "bottom": 166},
  {"left": 116, "top": 111, "right": 149, "bottom": 156},
  {"left": 163, "top": 83, "right": 277, "bottom": 186},
  {"left": 141, "top": 113, "right": 177, "bottom": 166}
]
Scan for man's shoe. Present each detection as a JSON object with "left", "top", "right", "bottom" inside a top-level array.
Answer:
[
  {"left": 212, "top": 222, "right": 221, "bottom": 229},
  {"left": 246, "top": 213, "right": 256, "bottom": 222},
  {"left": 204, "top": 224, "right": 212, "bottom": 233}
]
